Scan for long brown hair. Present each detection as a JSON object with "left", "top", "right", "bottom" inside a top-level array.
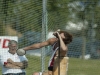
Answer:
[{"left": 59, "top": 31, "right": 73, "bottom": 44}]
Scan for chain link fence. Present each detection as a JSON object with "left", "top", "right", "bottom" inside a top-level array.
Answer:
[{"left": 0, "top": 0, "right": 100, "bottom": 75}]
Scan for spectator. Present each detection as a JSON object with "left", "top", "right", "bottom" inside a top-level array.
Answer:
[{"left": 0, "top": 40, "right": 28, "bottom": 75}]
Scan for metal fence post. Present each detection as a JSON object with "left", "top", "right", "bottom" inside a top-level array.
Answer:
[{"left": 41, "top": 0, "right": 48, "bottom": 72}]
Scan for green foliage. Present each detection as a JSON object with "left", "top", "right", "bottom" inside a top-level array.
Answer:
[
  {"left": 2, "top": 0, "right": 42, "bottom": 33},
  {"left": 47, "top": 0, "right": 70, "bottom": 30},
  {"left": 0, "top": 0, "right": 100, "bottom": 41},
  {"left": 0, "top": 21, "right": 5, "bottom": 35},
  {"left": 74, "top": 0, "right": 100, "bottom": 39}
]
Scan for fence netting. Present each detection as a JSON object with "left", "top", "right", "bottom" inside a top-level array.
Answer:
[{"left": 0, "top": 0, "right": 100, "bottom": 75}]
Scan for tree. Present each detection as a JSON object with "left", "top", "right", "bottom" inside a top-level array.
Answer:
[{"left": 47, "top": 0, "right": 70, "bottom": 31}]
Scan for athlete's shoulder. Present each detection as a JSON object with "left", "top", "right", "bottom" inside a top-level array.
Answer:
[{"left": 47, "top": 38, "right": 57, "bottom": 45}]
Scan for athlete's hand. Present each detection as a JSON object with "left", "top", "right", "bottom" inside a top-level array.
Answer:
[
  {"left": 17, "top": 49, "right": 26, "bottom": 56},
  {"left": 53, "top": 29, "right": 60, "bottom": 37}
]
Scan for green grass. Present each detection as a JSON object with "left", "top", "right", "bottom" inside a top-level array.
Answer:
[
  {"left": 68, "top": 58, "right": 100, "bottom": 75},
  {"left": 0, "top": 55, "right": 100, "bottom": 75}
]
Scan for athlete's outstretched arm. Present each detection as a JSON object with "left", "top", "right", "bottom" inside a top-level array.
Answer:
[{"left": 23, "top": 39, "right": 53, "bottom": 51}]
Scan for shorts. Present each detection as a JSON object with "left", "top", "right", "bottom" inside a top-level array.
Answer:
[{"left": 48, "top": 66, "right": 53, "bottom": 71}]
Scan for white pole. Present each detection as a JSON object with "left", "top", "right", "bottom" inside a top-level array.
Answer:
[{"left": 41, "top": 0, "right": 47, "bottom": 72}]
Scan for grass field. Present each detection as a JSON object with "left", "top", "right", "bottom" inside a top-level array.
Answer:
[{"left": 0, "top": 55, "right": 100, "bottom": 75}]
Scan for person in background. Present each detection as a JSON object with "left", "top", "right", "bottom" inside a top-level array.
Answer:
[
  {"left": 18, "top": 29, "right": 73, "bottom": 75},
  {"left": 0, "top": 40, "right": 28, "bottom": 75}
]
